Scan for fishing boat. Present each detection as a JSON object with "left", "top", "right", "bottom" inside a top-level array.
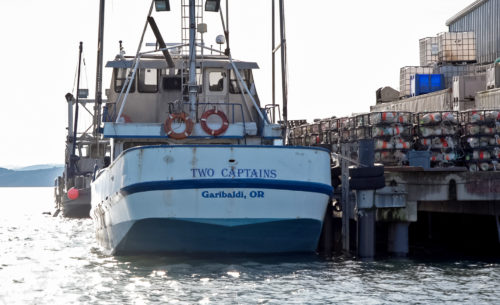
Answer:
[
  {"left": 90, "top": 0, "right": 332, "bottom": 254},
  {"left": 54, "top": 42, "right": 109, "bottom": 218}
]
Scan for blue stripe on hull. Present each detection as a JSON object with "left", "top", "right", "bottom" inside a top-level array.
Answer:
[
  {"left": 121, "top": 179, "right": 334, "bottom": 197},
  {"left": 113, "top": 218, "right": 322, "bottom": 255}
]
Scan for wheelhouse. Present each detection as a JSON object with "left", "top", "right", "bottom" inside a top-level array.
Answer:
[{"left": 103, "top": 54, "right": 282, "bottom": 159}]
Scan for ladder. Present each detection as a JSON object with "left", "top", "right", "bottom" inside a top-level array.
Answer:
[
  {"left": 180, "top": 0, "right": 204, "bottom": 102},
  {"left": 181, "top": 0, "right": 203, "bottom": 56}
]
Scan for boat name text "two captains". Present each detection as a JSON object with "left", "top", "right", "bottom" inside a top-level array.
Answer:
[{"left": 190, "top": 168, "right": 278, "bottom": 179}]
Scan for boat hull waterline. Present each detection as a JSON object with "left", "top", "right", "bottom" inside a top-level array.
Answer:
[{"left": 91, "top": 145, "right": 332, "bottom": 255}]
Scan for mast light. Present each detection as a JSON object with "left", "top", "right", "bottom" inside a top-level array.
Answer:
[
  {"left": 205, "top": 0, "right": 220, "bottom": 12},
  {"left": 154, "top": 0, "right": 170, "bottom": 11}
]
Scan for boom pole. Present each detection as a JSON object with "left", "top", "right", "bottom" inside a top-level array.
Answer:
[{"left": 93, "top": 0, "right": 105, "bottom": 136}]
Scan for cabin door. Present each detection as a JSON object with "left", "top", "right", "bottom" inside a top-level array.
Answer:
[{"left": 204, "top": 68, "right": 228, "bottom": 104}]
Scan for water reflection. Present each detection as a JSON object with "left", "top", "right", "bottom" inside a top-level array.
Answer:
[{"left": 0, "top": 188, "right": 499, "bottom": 305}]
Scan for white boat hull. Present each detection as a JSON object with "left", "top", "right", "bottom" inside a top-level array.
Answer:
[{"left": 91, "top": 145, "right": 332, "bottom": 255}]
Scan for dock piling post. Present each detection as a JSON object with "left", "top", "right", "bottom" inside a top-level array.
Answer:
[
  {"left": 341, "top": 144, "right": 351, "bottom": 253},
  {"left": 358, "top": 207, "right": 376, "bottom": 258},
  {"left": 496, "top": 216, "right": 500, "bottom": 243},
  {"left": 322, "top": 201, "right": 334, "bottom": 258},
  {"left": 357, "top": 139, "right": 376, "bottom": 259},
  {"left": 388, "top": 222, "right": 409, "bottom": 256}
]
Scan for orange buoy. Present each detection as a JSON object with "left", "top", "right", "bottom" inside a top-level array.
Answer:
[{"left": 67, "top": 187, "right": 79, "bottom": 200}]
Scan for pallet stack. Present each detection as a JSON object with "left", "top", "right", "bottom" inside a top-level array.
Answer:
[
  {"left": 414, "top": 111, "right": 460, "bottom": 167},
  {"left": 461, "top": 110, "right": 500, "bottom": 171}
]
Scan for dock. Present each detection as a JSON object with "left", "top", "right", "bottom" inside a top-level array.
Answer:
[
  {"left": 299, "top": 0, "right": 500, "bottom": 258},
  {"left": 317, "top": 140, "right": 500, "bottom": 258}
]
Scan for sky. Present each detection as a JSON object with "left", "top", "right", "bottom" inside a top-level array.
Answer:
[{"left": 0, "top": 0, "right": 473, "bottom": 167}]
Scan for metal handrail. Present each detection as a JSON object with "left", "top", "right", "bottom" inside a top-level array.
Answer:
[{"left": 169, "top": 102, "right": 246, "bottom": 126}]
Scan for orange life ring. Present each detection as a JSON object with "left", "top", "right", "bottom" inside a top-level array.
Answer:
[
  {"left": 200, "top": 109, "right": 229, "bottom": 136},
  {"left": 164, "top": 112, "right": 194, "bottom": 139}
]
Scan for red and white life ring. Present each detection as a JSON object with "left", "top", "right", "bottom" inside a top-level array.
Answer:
[
  {"left": 164, "top": 112, "right": 194, "bottom": 139},
  {"left": 200, "top": 109, "right": 229, "bottom": 136}
]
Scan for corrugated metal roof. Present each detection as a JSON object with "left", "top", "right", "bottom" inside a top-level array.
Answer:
[
  {"left": 446, "top": 0, "right": 487, "bottom": 26},
  {"left": 448, "top": 0, "right": 500, "bottom": 63}
]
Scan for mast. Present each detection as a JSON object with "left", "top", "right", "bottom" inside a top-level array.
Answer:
[
  {"left": 188, "top": 0, "right": 198, "bottom": 118},
  {"left": 279, "top": 0, "right": 288, "bottom": 130},
  {"left": 271, "top": 0, "right": 276, "bottom": 123},
  {"left": 225, "top": 0, "right": 229, "bottom": 55},
  {"left": 70, "top": 42, "right": 84, "bottom": 179},
  {"left": 93, "top": 0, "right": 105, "bottom": 136}
]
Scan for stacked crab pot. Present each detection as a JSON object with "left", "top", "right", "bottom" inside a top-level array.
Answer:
[
  {"left": 366, "top": 112, "right": 413, "bottom": 166},
  {"left": 414, "top": 111, "right": 460, "bottom": 167},
  {"left": 289, "top": 124, "right": 302, "bottom": 146},
  {"left": 319, "top": 118, "right": 340, "bottom": 153},
  {"left": 461, "top": 110, "right": 500, "bottom": 171},
  {"left": 339, "top": 117, "right": 352, "bottom": 144},
  {"left": 294, "top": 124, "right": 307, "bottom": 146},
  {"left": 306, "top": 122, "right": 321, "bottom": 146}
]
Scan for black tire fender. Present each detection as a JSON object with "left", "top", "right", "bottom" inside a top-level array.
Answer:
[
  {"left": 349, "top": 175, "right": 386, "bottom": 190},
  {"left": 349, "top": 165, "right": 384, "bottom": 178}
]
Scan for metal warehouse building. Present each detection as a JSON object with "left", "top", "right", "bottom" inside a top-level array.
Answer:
[{"left": 447, "top": 0, "right": 500, "bottom": 64}]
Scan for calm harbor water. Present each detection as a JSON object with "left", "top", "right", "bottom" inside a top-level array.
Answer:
[{"left": 0, "top": 187, "right": 499, "bottom": 304}]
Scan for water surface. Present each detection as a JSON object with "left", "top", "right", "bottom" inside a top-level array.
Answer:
[{"left": 0, "top": 188, "right": 499, "bottom": 304}]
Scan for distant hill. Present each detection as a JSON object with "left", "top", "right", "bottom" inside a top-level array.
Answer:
[
  {"left": 0, "top": 166, "right": 64, "bottom": 187},
  {"left": 16, "top": 164, "right": 62, "bottom": 171}
]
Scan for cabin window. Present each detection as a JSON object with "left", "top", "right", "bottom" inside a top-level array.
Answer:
[
  {"left": 162, "top": 69, "right": 181, "bottom": 91},
  {"left": 208, "top": 71, "right": 226, "bottom": 92},
  {"left": 229, "top": 69, "right": 253, "bottom": 94},
  {"left": 138, "top": 69, "right": 158, "bottom": 93},
  {"left": 163, "top": 77, "right": 182, "bottom": 91},
  {"left": 114, "top": 68, "right": 136, "bottom": 93},
  {"left": 161, "top": 69, "right": 202, "bottom": 92}
]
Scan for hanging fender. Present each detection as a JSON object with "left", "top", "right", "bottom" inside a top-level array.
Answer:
[
  {"left": 200, "top": 109, "right": 229, "bottom": 136},
  {"left": 164, "top": 112, "right": 194, "bottom": 139}
]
